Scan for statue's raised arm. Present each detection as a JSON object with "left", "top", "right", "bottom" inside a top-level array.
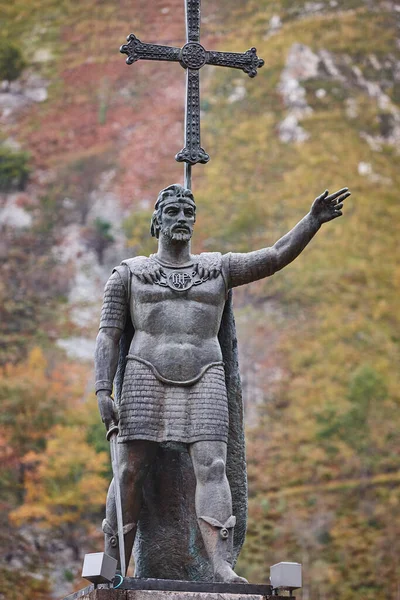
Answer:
[{"left": 225, "top": 187, "right": 350, "bottom": 289}]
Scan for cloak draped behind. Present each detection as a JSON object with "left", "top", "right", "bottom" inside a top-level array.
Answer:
[{"left": 114, "top": 269, "right": 247, "bottom": 580}]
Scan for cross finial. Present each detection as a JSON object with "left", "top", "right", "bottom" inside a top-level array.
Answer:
[{"left": 120, "top": 0, "right": 264, "bottom": 187}]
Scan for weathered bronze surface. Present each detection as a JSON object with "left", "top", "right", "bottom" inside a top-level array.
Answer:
[{"left": 95, "top": 184, "right": 350, "bottom": 581}]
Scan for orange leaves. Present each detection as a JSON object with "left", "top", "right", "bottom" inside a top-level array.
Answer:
[
  {"left": 0, "top": 347, "right": 87, "bottom": 461},
  {"left": 0, "top": 346, "right": 108, "bottom": 535},
  {"left": 10, "top": 424, "right": 108, "bottom": 531},
  {"left": 0, "top": 345, "right": 108, "bottom": 593}
]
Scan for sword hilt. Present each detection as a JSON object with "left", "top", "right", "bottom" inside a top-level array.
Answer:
[{"left": 106, "top": 421, "right": 119, "bottom": 441}]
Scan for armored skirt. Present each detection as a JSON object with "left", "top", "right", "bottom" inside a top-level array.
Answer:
[{"left": 117, "top": 358, "right": 229, "bottom": 444}]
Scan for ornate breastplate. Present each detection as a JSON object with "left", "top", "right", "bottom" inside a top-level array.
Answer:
[
  {"left": 122, "top": 252, "right": 223, "bottom": 293},
  {"left": 154, "top": 265, "right": 209, "bottom": 292}
]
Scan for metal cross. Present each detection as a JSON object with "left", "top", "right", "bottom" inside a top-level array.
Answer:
[{"left": 120, "top": 0, "right": 264, "bottom": 189}]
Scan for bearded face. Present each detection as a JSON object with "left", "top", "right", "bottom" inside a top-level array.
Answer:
[
  {"left": 163, "top": 228, "right": 193, "bottom": 242},
  {"left": 159, "top": 200, "right": 195, "bottom": 242}
]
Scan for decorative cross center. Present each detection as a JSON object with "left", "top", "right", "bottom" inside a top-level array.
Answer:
[{"left": 120, "top": 0, "right": 264, "bottom": 170}]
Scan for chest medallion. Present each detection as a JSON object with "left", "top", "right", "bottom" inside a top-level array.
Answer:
[{"left": 154, "top": 268, "right": 210, "bottom": 292}]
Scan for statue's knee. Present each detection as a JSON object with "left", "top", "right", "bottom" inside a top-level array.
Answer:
[
  {"left": 119, "top": 461, "right": 144, "bottom": 486},
  {"left": 198, "top": 457, "right": 226, "bottom": 484},
  {"left": 119, "top": 462, "right": 132, "bottom": 485}
]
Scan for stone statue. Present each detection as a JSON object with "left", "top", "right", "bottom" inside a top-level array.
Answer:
[{"left": 95, "top": 182, "right": 350, "bottom": 583}]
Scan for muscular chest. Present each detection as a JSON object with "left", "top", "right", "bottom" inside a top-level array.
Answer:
[{"left": 129, "top": 267, "right": 227, "bottom": 333}]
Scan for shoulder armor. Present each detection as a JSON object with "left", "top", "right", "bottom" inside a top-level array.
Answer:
[
  {"left": 196, "top": 252, "right": 222, "bottom": 273},
  {"left": 121, "top": 256, "right": 152, "bottom": 274},
  {"left": 110, "top": 257, "right": 152, "bottom": 300},
  {"left": 121, "top": 256, "right": 159, "bottom": 285},
  {"left": 112, "top": 264, "right": 130, "bottom": 297}
]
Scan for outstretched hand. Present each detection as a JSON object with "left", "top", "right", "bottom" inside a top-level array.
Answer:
[{"left": 311, "top": 187, "right": 350, "bottom": 224}]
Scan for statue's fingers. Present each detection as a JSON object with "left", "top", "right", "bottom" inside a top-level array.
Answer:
[
  {"left": 327, "top": 187, "right": 348, "bottom": 202},
  {"left": 316, "top": 189, "right": 329, "bottom": 202},
  {"left": 335, "top": 202, "right": 344, "bottom": 210},
  {"left": 198, "top": 266, "right": 205, "bottom": 278},
  {"left": 339, "top": 191, "right": 351, "bottom": 202},
  {"left": 212, "top": 269, "right": 219, "bottom": 279},
  {"left": 330, "top": 191, "right": 350, "bottom": 205},
  {"left": 142, "top": 272, "right": 152, "bottom": 284},
  {"left": 333, "top": 210, "right": 343, "bottom": 218},
  {"left": 112, "top": 403, "right": 120, "bottom": 423}
]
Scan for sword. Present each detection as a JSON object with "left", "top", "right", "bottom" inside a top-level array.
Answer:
[{"left": 106, "top": 421, "right": 126, "bottom": 578}]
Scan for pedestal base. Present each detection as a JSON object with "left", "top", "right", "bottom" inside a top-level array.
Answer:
[{"left": 63, "top": 579, "right": 290, "bottom": 600}]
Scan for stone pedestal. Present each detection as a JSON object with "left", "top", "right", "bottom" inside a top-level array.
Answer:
[
  {"left": 66, "top": 592, "right": 288, "bottom": 600},
  {"left": 63, "top": 579, "right": 290, "bottom": 600}
]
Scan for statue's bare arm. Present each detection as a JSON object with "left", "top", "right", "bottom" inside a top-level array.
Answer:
[
  {"left": 226, "top": 188, "right": 350, "bottom": 288},
  {"left": 95, "top": 327, "right": 122, "bottom": 430},
  {"left": 95, "top": 270, "right": 128, "bottom": 430}
]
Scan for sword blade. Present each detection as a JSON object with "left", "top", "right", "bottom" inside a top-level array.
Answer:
[{"left": 109, "top": 433, "right": 126, "bottom": 577}]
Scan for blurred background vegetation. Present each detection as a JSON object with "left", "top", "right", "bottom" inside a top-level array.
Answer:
[{"left": 0, "top": 0, "right": 399, "bottom": 598}]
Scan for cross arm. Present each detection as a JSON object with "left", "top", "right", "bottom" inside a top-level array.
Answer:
[
  {"left": 120, "top": 34, "right": 181, "bottom": 65},
  {"left": 207, "top": 47, "right": 264, "bottom": 78}
]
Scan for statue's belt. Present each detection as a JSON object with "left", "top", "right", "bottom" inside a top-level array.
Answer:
[{"left": 126, "top": 355, "right": 224, "bottom": 386}]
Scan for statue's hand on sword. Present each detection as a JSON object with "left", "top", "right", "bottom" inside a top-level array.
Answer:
[{"left": 97, "top": 391, "right": 119, "bottom": 432}]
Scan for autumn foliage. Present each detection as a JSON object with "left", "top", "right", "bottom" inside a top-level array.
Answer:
[{"left": 0, "top": 349, "right": 107, "bottom": 598}]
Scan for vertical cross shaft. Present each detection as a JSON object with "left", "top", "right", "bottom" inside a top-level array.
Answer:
[
  {"left": 184, "top": 0, "right": 201, "bottom": 188},
  {"left": 120, "top": 0, "right": 264, "bottom": 190}
]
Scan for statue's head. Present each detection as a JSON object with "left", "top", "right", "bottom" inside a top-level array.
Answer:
[{"left": 151, "top": 184, "right": 196, "bottom": 242}]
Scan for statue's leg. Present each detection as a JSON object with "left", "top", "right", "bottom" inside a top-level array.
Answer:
[
  {"left": 103, "top": 439, "right": 158, "bottom": 572},
  {"left": 189, "top": 440, "right": 248, "bottom": 584}
]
